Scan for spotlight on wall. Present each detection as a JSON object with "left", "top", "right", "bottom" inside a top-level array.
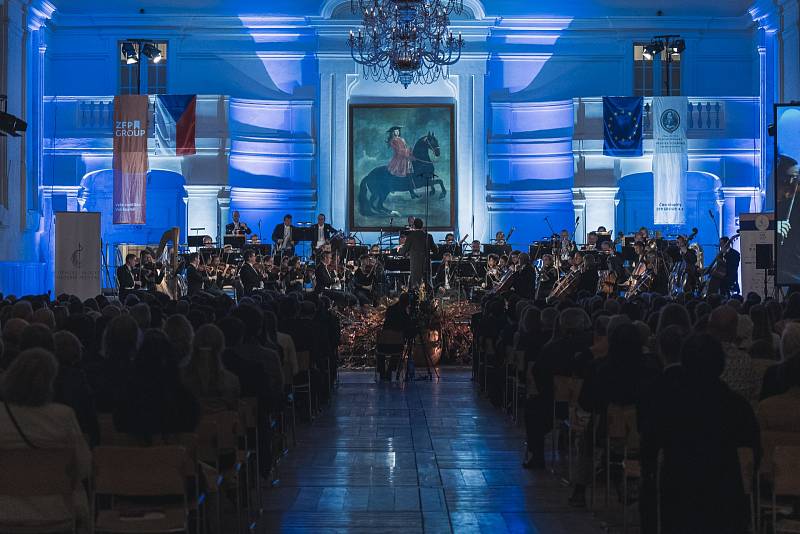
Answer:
[
  {"left": 0, "top": 96, "right": 27, "bottom": 137},
  {"left": 670, "top": 39, "right": 686, "bottom": 57},
  {"left": 122, "top": 42, "right": 138, "bottom": 64},
  {"left": 642, "top": 41, "right": 665, "bottom": 61},
  {"left": 141, "top": 43, "right": 162, "bottom": 64}
]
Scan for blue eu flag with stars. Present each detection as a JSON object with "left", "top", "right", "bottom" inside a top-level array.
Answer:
[{"left": 603, "top": 96, "right": 643, "bottom": 157}]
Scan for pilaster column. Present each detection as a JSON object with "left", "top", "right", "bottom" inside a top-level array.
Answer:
[
  {"left": 720, "top": 186, "right": 762, "bottom": 240},
  {"left": 186, "top": 185, "right": 224, "bottom": 241},
  {"left": 571, "top": 189, "right": 586, "bottom": 244},
  {"left": 217, "top": 187, "right": 231, "bottom": 243},
  {"left": 574, "top": 187, "right": 620, "bottom": 239}
]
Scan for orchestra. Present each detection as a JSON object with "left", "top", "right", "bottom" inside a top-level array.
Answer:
[{"left": 114, "top": 211, "right": 743, "bottom": 306}]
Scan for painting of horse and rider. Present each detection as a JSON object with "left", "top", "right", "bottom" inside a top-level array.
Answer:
[{"left": 349, "top": 104, "right": 456, "bottom": 230}]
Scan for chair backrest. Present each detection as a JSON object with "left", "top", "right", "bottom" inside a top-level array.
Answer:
[
  {"left": 98, "top": 413, "right": 137, "bottom": 446},
  {"left": 93, "top": 446, "right": 191, "bottom": 497},
  {"left": 196, "top": 411, "right": 240, "bottom": 465},
  {"left": 513, "top": 350, "right": 526, "bottom": 374},
  {"left": 0, "top": 448, "right": 74, "bottom": 498},
  {"left": 773, "top": 446, "right": 800, "bottom": 497},
  {"left": 607, "top": 403, "right": 639, "bottom": 448},
  {"left": 238, "top": 397, "right": 259, "bottom": 431},
  {"left": 761, "top": 431, "right": 800, "bottom": 477},
  {"left": 296, "top": 350, "right": 310, "bottom": 371},
  {"left": 553, "top": 376, "right": 583, "bottom": 404},
  {"left": 738, "top": 447, "right": 755, "bottom": 495}
]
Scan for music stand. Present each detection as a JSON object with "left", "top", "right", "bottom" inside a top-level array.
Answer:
[
  {"left": 187, "top": 235, "right": 208, "bottom": 248},
  {"left": 223, "top": 235, "right": 245, "bottom": 249},
  {"left": 484, "top": 244, "right": 511, "bottom": 256}
]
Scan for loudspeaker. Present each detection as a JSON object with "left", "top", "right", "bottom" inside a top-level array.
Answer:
[{"left": 756, "top": 243, "right": 773, "bottom": 270}]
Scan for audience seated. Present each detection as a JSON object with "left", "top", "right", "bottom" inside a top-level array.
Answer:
[
  {"left": 708, "top": 305, "right": 758, "bottom": 402},
  {"left": 758, "top": 356, "right": 800, "bottom": 435},
  {"left": 52, "top": 330, "right": 100, "bottom": 446},
  {"left": 5, "top": 280, "right": 800, "bottom": 534},
  {"left": 762, "top": 322, "right": 800, "bottom": 400},
  {"left": 650, "top": 333, "right": 759, "bottom": 534},
  {"left": 523, "top": 308, "right": 591, "bottom": 469},
  {"left": 113, "top": 329, "right": 199, "bottom": 443},
  {"left": 182, "top": 323, "right": 240, "bottom": 411},
  {"left": 0, "top": 348, "right": 92, "bottom": 531}
]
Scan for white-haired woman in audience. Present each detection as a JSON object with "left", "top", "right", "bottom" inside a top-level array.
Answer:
[
  {"left": 182, "top": 323, "right": 240, "bottom": 412},
  {"left": 0, "top": 348, "right": 91, "bottom": 532}
]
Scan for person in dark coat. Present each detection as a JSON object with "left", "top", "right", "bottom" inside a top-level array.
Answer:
[
  {"left": 647, "top": 332, "right": 760, "bottom": 534},
  {"left": 524, "top": 308, "right": 592, "bottom": 469},
  {"left": 638, "top": 325, "right": 689, "bottom": 533},
  {"left": 568, "top": 322, "right": 661, "bottom": 506},
  {"left": 113, "top": 329, "right": 200, "bottom": 443},
  {"left": 397, "top": 218, "right": 437, "bottom": 287}
]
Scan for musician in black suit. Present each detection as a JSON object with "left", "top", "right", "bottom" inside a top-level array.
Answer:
[
  {"left": 116, "top": 253, "right": 138, "bottom": 298},
  {"left": 315, "top": 251, "right": 355, "bottom": 307},
  {"left": 535, "top": 254, "right": 557, "bottom": 300},
  {"left": 225, "top": 210, "right": 251, "bottom": 235},
  {"left": 434, "top": 252, "right": 456, "bottom": 292},
  {"left": 313, "top": 213, "right": 338, "bottom": 251},
  {"left": 314, "top": 251, "right": 336, "bottom": 293},
  {"left": 397, "top": 218, "right": 437, "bottom": 287},
  {"left": 722, "top": 236, "right": 741, "bottom": 295},
  {"left": 185, "top": 253, "right": 209, "bottom": 296},
  {"left": 353, "top": 255, "right": 378, "bottom": 307},
  {"left": 512, "top": 253, "right": 535, "bottom": 299},
  {"left": 441, "top": 233, "right": 462, "bottom": 257},
  {"left": 238, "top": 250, "right": 263, "bottom": 296},
  {"left": 138, "top": 250, "right": 164, "bottom": 292},
  {"left": 271, "top": 214, "right": 295, "bottom": 256}
]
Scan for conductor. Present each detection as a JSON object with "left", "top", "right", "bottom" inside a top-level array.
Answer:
[{"left": 397, "top": 217, "right": 437, "bottom": 287}]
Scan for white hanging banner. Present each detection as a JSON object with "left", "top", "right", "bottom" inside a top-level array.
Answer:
[
  {"left": 652, "top": 96, "right": 688, "bottom": 225},
  {"left": 55, "top": 212, "right": 102, "bottom": 300}
]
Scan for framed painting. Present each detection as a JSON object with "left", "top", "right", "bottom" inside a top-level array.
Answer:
[{"left": 348, "top": 103, "right": 456, "bottom": 231}]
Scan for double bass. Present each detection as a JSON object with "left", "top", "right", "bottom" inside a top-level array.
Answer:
[
  {"left": 668, "top": 227, "right": 699, "bottom": 296},
  {"left": 701, "top": 234, "right": 740, "bottom": 297}
]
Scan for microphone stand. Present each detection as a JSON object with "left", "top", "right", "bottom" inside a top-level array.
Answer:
[{"left": 544, "top": 216, "right": 556, "bottom": 237}]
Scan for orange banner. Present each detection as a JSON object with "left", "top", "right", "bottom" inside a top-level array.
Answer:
[{"left": 113, "top": 95, "right": 149, "bottom": 224}]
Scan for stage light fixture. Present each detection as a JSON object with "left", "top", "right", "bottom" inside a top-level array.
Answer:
[
  {"left": 122, "top": 42, "right": 138, "bottom": 64},
  {"left": 141, "top": 43, "right": 162, "bottom": 63},
  {"left": 642, "top": 41, "right": 665, "bottom": 61},
  {"left": 671, "top": 39, "right": 686, "bottom": 54}
]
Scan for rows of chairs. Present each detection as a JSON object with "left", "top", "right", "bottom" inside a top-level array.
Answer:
[
  {"left": 0, "top": 374, "right": 340, "bottom": 534},
  {"left": 472, "top": 335, "right": 800, "bottom": 534}
]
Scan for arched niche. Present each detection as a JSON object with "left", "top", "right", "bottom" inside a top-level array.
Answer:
[
  {"left": 78, "top": 169, "right": 188, "bottom": 247},
  {"left": 616, "top": 171, "right": 721, "bottom": 250}
]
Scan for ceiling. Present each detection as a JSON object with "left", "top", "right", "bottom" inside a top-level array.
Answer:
[{"left": 49, "top": 0, "right": 755, "bottom": 19}]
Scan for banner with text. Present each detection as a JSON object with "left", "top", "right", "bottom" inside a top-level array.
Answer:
[
  {"left": 113, "top": 95, "right": 149, "bottom": 224},
  {"left": 740, "top": 213, "right": 775, "bottom": 298},
  {"left": 652, "top": 96, "right": 688, "bottom": 225},
  {"left": 55, "top": 212, "right": 101, "bottom": 300}
]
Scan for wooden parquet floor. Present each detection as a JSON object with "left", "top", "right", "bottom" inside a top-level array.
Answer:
[{"left": 258, "top": 368, "right": 605, "bottom": 533}]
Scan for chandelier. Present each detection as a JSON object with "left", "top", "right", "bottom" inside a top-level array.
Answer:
[{"left": 348, "top": 0, "right": 465, "bottom": 89}]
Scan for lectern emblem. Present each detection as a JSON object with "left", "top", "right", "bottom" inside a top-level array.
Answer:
[
  {"left": 660, "top": 109, "right": 681, "bottom": 133},
  {"left": 70, "top": 242, "right": 83, "bottom": 269}
]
